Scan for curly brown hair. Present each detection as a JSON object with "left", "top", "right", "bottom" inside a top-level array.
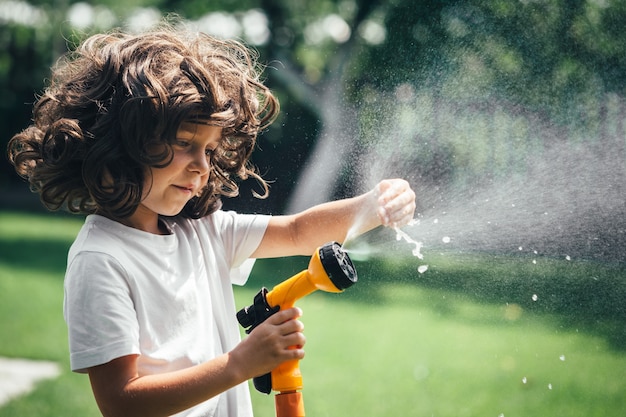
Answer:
[{"left": 7, "top": 26, "right": 279, "bottom": 219}]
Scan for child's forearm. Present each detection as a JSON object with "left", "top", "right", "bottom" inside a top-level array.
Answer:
[
  {"left": 254, "top": 191, "right": 379, "bottom": 258},
  {"left": 293, "top": 191, "right": 381, "bottom": 249},
  {"left": 89, "top": 308, "right": 305, "bottom": 417},
  {"left": 293, "top": 179, "right": 417, "bottom": 247},
  {"left": 254, "top": 179, "right": 416, "bottom": 258},
  {"left": 89, "top": 353, "right": 247, "bottom": 417}
]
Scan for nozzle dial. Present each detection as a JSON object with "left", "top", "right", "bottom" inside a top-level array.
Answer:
[{"left": 318, "top": 242, "right": 358, "bottom": 290}]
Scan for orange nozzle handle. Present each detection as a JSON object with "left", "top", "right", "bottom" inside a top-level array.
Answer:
[{"left": 264, "top": 269, "right": 315, "bottom": 392}]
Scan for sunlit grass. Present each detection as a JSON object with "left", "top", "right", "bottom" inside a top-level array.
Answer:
[
  {"left": 236, "top": 277, "right": 626, "bottom": 417},
  {"left": 0, "top": 211, "right": 98, "bottom": 416},
  {"left": 1, "top": 211, "right": 625, "bottom": 417}
]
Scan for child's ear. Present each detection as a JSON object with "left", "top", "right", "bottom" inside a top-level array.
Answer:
[{"left": 101, "top": 167, "right": 114, "bottom": 188}]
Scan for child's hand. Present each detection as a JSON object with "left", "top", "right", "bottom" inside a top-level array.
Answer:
[
  {"left": 231, "top": 307, "right": 305, "bottom": 380},
  {"left": 374, "top": 179, "right": 416, "bottom": 228}
]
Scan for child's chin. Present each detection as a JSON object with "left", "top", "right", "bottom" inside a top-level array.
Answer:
[{"left": 160, "top": 207, "right": 186, "bottom": 217}]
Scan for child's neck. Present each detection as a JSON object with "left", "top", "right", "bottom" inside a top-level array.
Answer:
[{"left": 103, "top": 212, "right": 170, "bottom": 235}]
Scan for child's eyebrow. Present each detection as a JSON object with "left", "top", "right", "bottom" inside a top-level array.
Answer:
[
  {"left": 178, "top": 120, "right": 213, "bottom": 135},
  {"left": 178, "top": 125, "right": 197, "bottom": 135}
]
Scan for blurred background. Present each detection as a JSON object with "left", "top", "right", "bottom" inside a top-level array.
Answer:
[
  {"left": 2, "top": 0, "right": 625, "bottom": 259},
  {"left": 1, "top": 0, "right": 625, "bottom": 416}
]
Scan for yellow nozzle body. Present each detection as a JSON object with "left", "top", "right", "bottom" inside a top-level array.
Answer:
[
  {"left": 236, "top": 242, "right": 357, "bottom": 417},
  {"left": 266, "top": 246, "right": 345, "bottom": 307},
  {"left": 265, "top": 243, "right": 357, "bottom": 392}
]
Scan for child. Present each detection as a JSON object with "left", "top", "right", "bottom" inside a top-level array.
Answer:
[{"left": 7, "top": 26, "right": 416, "bottom": 417}]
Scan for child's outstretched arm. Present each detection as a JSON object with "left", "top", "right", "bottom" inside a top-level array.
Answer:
[
  {"left": 253, "top": 178, "right": 416, "bottom": 258},
  {"left": 87, "top": 308, "right": 305, "bottom": 417}
]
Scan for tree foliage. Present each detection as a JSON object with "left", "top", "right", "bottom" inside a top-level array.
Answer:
[{"left": 1, "top": 0, "right": 625, "bottom": 213}]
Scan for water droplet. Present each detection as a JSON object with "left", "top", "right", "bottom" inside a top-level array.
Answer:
[
  {"left": 413, "top": 364, "right": 429, "bottom": 380},
  {"left": 565, "top": 255, "right": 571, "bottom": 261},
  {"left": 394, "top": 227, "right": 424, "bottom": 259},
  {"left": 433, "top": 218, "right": 439, "bottom": 224},
  {"left": 532, "top": 294, "right": 538, "bottom": 301},
  {"left": 522, "top": 377, "right": 527, "bottom": 384},
  {"left": 559, "top": 355, "right": 565, "bottom": 361},
  {"left": 518, "top": 246, "right": 523, "bottom": 251},
  {"left": 532, "top": 259, "right": 537, "bottom": 264},
  {"left": 418, "top": 265, "right": 429, "bottom": 274},
  {"left": 442, "top": 236, "right": 451, "bottom": 243},
  {"left": 548, "top": 383, "right": 553, "bottom": 390}
]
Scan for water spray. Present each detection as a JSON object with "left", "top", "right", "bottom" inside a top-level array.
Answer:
[{"left": 236, "top": 242, "right": 358, "bottom": 417}]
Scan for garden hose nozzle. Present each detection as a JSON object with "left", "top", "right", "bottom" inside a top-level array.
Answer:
[{"left": 237, "top": 241, "right": 358, "bottom": 417}]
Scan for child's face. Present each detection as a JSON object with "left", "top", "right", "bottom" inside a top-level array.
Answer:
[{"left": 134, "top": 121, "right": 222, "bottom": 225}]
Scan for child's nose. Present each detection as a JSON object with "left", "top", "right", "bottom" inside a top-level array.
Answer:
[{"left": 189, "top": 151, "right": 210, "bottom": 174}]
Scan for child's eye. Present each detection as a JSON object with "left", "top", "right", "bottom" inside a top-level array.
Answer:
[
  {"left": 205, "top": 148, "right": 214, "bottom": 157},
  {"left": 175, "top": 140, "right": 190, "bottom": 148}
]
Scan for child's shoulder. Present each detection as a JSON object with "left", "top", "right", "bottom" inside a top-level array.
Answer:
[
  {"left": 70, "top": 215, "right": 172, "bottom": 257},
  {"left": 168, "top": 210, "right": 270, "bottom": 239}
]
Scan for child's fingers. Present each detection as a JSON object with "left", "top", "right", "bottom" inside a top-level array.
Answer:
[
  {"left": 266, "top": 307, "right": 302, "bottom": 325},
  {"left": 265, "top": 307, "right": 306, "bottom": 346},
  {"left": 382, "top": 202, "right": 415, "bottom": 226},
  {"left": 271, "top": 309, "right": 306, "bottom": 357},
  {"left": 278, "top": 315, "right": 305, "bottom": 335},
  {"left": 284, "top": 331, "right": 306, "bottom": 353},
  {"left": 380, "top": 205, "right": 415, "bottom": 227},
  {"left": 377, "top": 179, "right": 413, "bottom": 206},
  {"left": 376, "top": 179, "right": 416, "bottom": 226}
]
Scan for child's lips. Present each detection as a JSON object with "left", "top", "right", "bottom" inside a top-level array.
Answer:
[{"left": 173, "top": 184, "right": 195, "bottom": 193}]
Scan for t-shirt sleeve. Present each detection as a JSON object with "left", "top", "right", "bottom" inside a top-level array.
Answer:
[
  {"left": 63, "top": 251, "right": 140, "bottom": 373},
  {"left": 211, "top": 211, "right": 270, "bottom": 285}
]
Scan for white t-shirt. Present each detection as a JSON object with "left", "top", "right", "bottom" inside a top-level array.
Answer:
[{"left": 63, "top": 211, "right": 270, "bottom": 417}]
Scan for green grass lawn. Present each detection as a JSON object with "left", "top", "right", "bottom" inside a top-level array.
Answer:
[{"left": 1, "top": 210, "right": 625, "bottom": 416}]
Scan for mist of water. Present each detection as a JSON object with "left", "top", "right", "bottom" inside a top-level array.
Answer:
[
  {"left": 363, "top": 111, "right": 624, "bottom": 262},
  {"left": 293, "top": 84, "right": 626, "bottom": 263}
]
